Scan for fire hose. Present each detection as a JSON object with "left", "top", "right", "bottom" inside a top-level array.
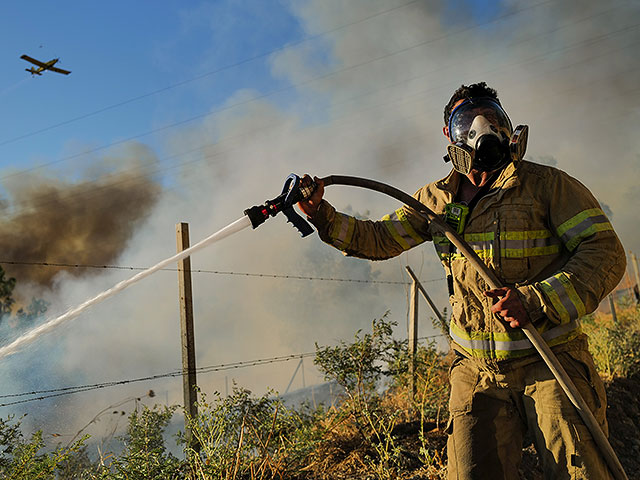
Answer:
[{"left": 245, "top": 173, "right": 628, "bottom": 480}]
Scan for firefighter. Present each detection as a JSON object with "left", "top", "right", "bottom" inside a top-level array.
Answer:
[{"left": 298, "top": 82, "right": 626, "bottom": 479}]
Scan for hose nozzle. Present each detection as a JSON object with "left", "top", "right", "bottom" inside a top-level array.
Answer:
[{"left": 244, "top": 174, "right": 315, "bottom": 237}]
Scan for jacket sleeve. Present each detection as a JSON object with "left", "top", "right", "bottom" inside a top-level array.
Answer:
[
  {"left": 516, "top": 171, "right": 626, "bottom": 325},
  {"left": 308, "top": 198, "right": 431, "bottom": 260}
]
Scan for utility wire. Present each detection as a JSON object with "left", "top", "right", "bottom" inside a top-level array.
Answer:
[
  {"left": 0, "top": 0, "right": 556, "bottom": 182},
  {"left": 0, "top": 335, "right": 447, "bottom": 408},
  {"left": 0, "top": 8, "right": 636, "bottom": 220},
  {"left": 2, "top": 53, "right": 636, "bottom": 225},
  {"left": 0, "top": 353, "right": 315, "bottom": 400},
  {"left": 0, "top": 0, "right": 424, "bottom": 149},
  {"left": 0, "top": 260, "right": 443, "bottom": 285}
]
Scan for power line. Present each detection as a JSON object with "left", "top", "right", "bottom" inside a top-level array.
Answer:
[
  {"left": 0, "top": 3, "right": 633, "bottom": 222},
  {"left": 0, "top": 260, "right": 444, "bottom": 285},
  {"left": 0, "top": 0, "right": 424, "bottom": 149},
  {"left": 3, "top": 45, "right": 636, "bottom": 226},
  {"left": 0, "top": 0, "right": 557, "bottom": 182},
  {"left": 1, "top": 5, "right": 635, "bottom": 221}
]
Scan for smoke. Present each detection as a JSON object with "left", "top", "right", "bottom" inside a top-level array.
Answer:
[
  {"left": 0, "top": 142, "right": 161, "bottom": 292},
  {"left": 1, "top": 0, "right": 638, "bottom": 448}
]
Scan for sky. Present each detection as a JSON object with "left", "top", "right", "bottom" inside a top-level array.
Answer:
[{"left": 0, "top": 0, "right": 639, "bottom": 451}]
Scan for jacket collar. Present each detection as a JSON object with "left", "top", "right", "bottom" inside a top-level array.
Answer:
[
  {"left": 435, "top": 161, "right": 521, "bottom": 196},
  {"left": 435, "top": 169, "right": 460, "bottom": 196},
  {"left": 491, "top": 160, "right": 520, "bottom": 191}
]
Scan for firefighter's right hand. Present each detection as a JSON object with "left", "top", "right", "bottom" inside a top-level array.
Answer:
[{"left": 297, "top": 174, "right": 324, "bottom": 218}]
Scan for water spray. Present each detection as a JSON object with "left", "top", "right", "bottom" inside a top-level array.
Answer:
[
  {"left": 0, "top": 217, "right": 253, "bottom": 359},
  {"left": 0, "top": 174, "right": 316, "bottom": 360}
]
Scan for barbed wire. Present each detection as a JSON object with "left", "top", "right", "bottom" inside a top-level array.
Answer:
[
  {"left": 0, "top": 259, "right": 444, "bottom": 285},
  {"left": 0, "top": 334, "right": 447, "bottom": 408}
]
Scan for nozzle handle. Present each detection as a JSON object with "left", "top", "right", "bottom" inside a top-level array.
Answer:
[{"left": 243, "top": 173, "right": 316, "bottom": 237}]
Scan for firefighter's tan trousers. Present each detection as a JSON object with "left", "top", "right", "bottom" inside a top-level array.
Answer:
[{"left": 446, "top": 348, "right": 611, "bottom": 480}]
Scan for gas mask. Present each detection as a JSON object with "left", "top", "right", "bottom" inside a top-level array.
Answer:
[{"left": 444, "top": 97, "right": 528, "bottom": 175}]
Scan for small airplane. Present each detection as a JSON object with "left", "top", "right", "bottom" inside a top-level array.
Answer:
[{"left": 20, "top": 54, "right": 71, "bottom": 76}]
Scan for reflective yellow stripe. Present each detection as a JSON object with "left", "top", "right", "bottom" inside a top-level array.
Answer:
[
  {"left": 557, "top": 273, "right": 586, "bottom": 317},
  {"left": 502, "top": 245, "right": 561, "bottom": 258},
  {"left": 381, "top": 208, "right": 426, "bottom": 251},
  {"left": 539, "top": 281, "right": 570, "bottom": 323},
  {"left": 329, "top": 213, "right": 355, "bottom": 249},
  {"left": 465, "top": 232, "right": 494, "bottom": 242},
  {"left": 394, "top": 208, "right": 425, "bottom": 245},
  {"left": 556, "top": 208, "right": 613, "bottom": 251},
  {"left": 539, "top": 272, "right": 586, "bottom": 324},
  {"left": 382, "top": 218, "right": 410, "bottom": 250},
  {"left": 329, "top": 213, "right": 343, "bottom": 243},
  {"left": 437, "top": 230, "right": 560, "bottom": 261},
  {"left": 557, "top": 208, "right": 603, "bottom": 236},
  {"left": 345, "top": 215, "right": 356, "bottom": 247},
  {"left": 450, "top": 319, "right": 582, "bottom": 359},
  {"left": 503, "top": 229, "right": 552, "bottom": 240},
  {"left": 433, "top": 232, "right": 494, "bottom": 260},
  {"left": 500, "top": 229, "right": 561, "bottom": 258},
  {"left": 566, "top": 223, "right": 613, "bottom": 251}
]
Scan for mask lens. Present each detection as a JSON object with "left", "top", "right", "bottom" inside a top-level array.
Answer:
[{"left": 448, "top": 97, "right": 512, "bottom": 145}]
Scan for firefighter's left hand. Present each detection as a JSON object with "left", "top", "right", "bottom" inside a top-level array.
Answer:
[{"left": 484, "top": 287, "right": 530, "bottom": 328}]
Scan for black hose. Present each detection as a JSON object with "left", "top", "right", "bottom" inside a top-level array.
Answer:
[
  {"left": 322, "top": 175, "right": 427, "bottom": 217},
  {"left": 320, "top": 174, "right": 503, "bottom": 289}
]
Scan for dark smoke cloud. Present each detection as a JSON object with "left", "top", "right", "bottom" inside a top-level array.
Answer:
[{"left": 0, "top": 152, "right": 161, "bottom": 292}]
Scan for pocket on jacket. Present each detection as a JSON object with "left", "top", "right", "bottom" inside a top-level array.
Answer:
[{"left": 496, "top": 207, "right": 531, "bottom": 284}]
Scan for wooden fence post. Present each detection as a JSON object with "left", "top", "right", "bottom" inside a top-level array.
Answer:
[
  {"left": 631, "top": 252, "right": 640, "bottom": 301},
  {"left": 608, "top": 294, "right": 618, "bottom": 324},
  {"left": 176, "top": 222, "right": 198, "bottom": 448},
  {"left": 405, "top": 266, "right": 448, "bottom": 337},
  {"left": 408, "top": 271, "right": 419, "bottom": 401}
]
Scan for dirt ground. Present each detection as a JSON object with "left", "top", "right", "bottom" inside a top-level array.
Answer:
[{"left": 605, "top": 371, "right": 640, "bottom": 479}]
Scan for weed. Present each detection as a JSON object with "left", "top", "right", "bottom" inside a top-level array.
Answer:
[{"left": 582, "top": 304, "right": 640, "bottom": 379}]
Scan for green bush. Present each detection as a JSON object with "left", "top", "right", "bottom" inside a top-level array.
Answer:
[
  {"left": 0, "top": 313, "right": 454, "bottom": 479},
  {"left": 582, "top": 304, "right": 640, "bottom": 378},
  {"left": 313, "top": 315, "right": 449, "bottom": 479},
  {"left": 100, "top": 405, "right": 183, "bottom": 480},
  {"left": 0, "top": 415, "right": 87, "bottom": 480},
  {"left": 183, "top": 387, "right": 322, "bottom": 479}
]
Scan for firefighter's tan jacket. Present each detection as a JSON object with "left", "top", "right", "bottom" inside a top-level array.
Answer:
[{"left": 310, "top": 160, "right": 626, "bottom": 362}]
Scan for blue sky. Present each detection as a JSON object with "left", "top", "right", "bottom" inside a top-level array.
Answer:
[
  {"left": 0, "top": 0, "right": 509, "bottom": 178},
  {"left": 0, "top": 1, "right": 306, "bottom": 176}
]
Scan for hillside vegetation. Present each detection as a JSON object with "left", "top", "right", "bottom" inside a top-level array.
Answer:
[{"left": 1, "top": 304, "right": 639, "bottom": 479}]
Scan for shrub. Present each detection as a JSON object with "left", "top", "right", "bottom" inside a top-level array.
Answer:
[
  {"left": 183, "top": 387, "right": 322, "bottom": 479},
  {"left": 313, "top": 315, "right": 449, "bottom": 479},
  {"left": 0, "top": 415, "right": 87, "bottom": 480},
  {"left": 101, "top": 405, "right": 183, "bottom": 480},
  {"left": 582, "top": 304, "right": 640, "bottom": 379}
]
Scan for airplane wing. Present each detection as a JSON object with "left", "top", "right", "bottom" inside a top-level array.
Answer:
[
  {"left": 49, "top": 66, "right": 71, "bottom": 75},
  {"left": 20, "top": 54, "right": 47, "bottom": 68}
]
